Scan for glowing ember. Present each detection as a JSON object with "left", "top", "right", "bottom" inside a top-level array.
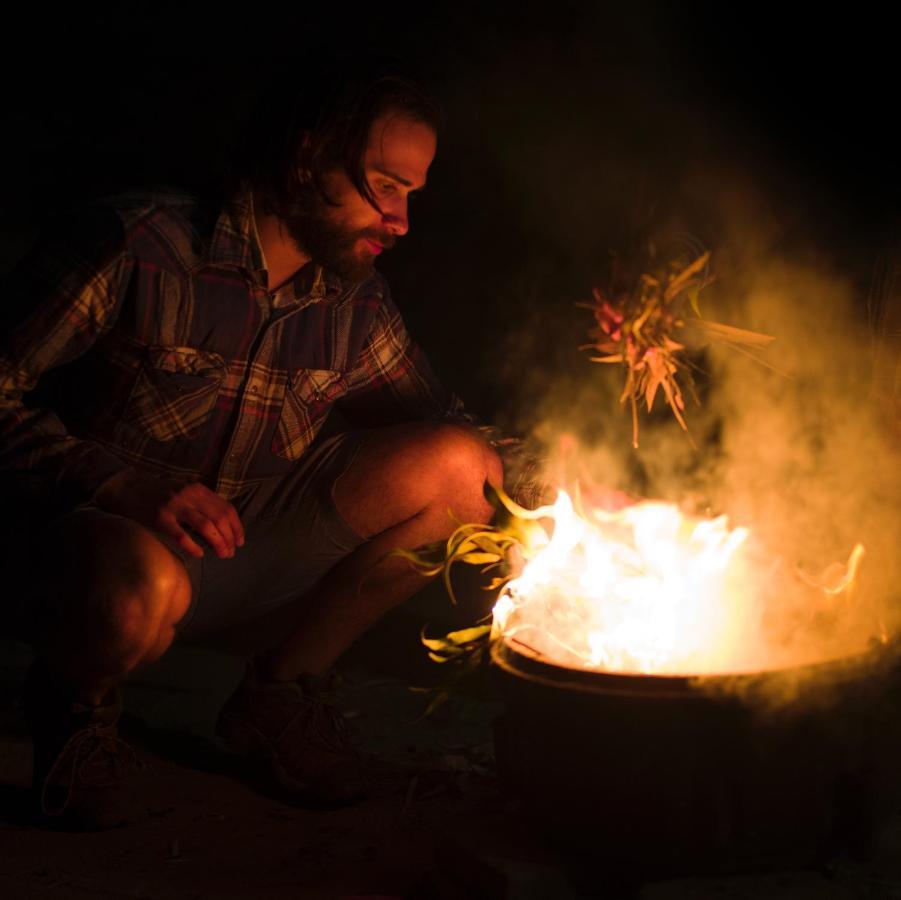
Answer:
[{"left": 492, "top": 490, "right": 868, "bottom": 676}]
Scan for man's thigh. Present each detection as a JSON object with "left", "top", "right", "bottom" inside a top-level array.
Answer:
[
  {"left": 4, "top": 426, "right": 426, "bottom": 642},
  {"left": 1, "top": 496, "right": 187, "bottom": 644},
  {"left": 174, "top": 430, "right": 369, "bottom": 639},
  {"left": 331, "top": 421, "right": 500, "bottom": 539}
]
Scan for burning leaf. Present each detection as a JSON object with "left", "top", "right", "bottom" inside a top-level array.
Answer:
[
  {"left": 694, "top": 320, "right": 776, "bottom": 348},
  {"left": 580, "top": 251, "right": 775, "bottom": 447},
  {"left": 797, "top": 543, "right": 866, "bottom": 596}
]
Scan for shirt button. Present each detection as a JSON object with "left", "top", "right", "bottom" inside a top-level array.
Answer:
[
  {"left": 312, "top": 391, "right": 325, "bottom": 401},
  {"left": 249, "top": 384, "right": 259, "bottom": 395},
  {"left": 229, "top": 452, "right": 239, "bottom": 460}
]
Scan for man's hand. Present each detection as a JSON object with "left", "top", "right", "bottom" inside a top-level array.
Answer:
[{"left": 94, "top": 470, "right": 245, "bottom": 559}]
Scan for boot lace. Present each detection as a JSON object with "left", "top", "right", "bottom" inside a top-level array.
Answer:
[
  {"left": 279, "top": 689, "right": 350, "bottom": 755},
  {"left": 41, "top": 724, "right": 141, "bottom": 817}
]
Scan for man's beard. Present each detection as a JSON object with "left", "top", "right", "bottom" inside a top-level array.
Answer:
[{"left": 279, "top": 195, "right": 396, "bottom": 284}]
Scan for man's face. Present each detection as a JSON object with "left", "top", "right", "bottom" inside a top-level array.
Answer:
[{"left": 283, "top": 111, "right": 437, "bottom": 282}]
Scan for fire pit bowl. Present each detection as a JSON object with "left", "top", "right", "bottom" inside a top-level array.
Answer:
[{"left": 491, "top": 635, "right": 901, "bottom": 877}]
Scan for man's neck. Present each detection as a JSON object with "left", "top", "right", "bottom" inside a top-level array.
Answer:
[{"left": 251, "top": 193, "right": 311, "bottom": 293}]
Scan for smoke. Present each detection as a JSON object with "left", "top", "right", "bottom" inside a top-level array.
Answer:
[
  {"left": 488, "top": 159, "right": 900, "bottom": 680},
  {"left": 387, "top": 10, "right": 901, "bottom": 686},
  {"left": 699, "top": 206, "right": 901, "bottom": 672}
]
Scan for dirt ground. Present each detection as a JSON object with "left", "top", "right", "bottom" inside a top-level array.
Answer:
[{"left": 3, "top": 604, "right": 901, "bottom": 900}]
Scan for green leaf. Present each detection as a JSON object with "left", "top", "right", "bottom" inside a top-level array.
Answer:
[
  {"left": 443, "top": 566, "right": 460, "bottom": 606},
  {"left": 688, "top": 285, "right": 702, "bottom": 317},
  {"left": 388, "top": 547, "right": 445, "bottom": 577},
  {"left": 421, "top": 690, "right": 450, "bottom": 718},
  {"left": 421, "top": 636, "right": 452, "bottom": 651},
  {"left": 421, "top": 628, "right": 465, "bottom": 653},
  {"left": 456, "top": 551, "right": 501, "bottom": 565},
  {"left": 483, "top": 481, "right": 545, "bottom": 520},
  {"left": 452, "top": 538, "right": 480, "bottom": 556},
  {"left": 470, "top": 533, "right": 511, "bottom": 553},
  {"left": 390, "top": 544, "right": 444, "bottom": 564},
  {"left": 445, "top": 625, "right": 492, "bottom": 645}
]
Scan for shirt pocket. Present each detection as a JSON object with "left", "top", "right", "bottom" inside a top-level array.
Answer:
[
  {"left": 273, "top": 368, "right": 348, "bottom": 460},
  {"left": 123, "top": 346, "right": 226, "bottom": 441}
]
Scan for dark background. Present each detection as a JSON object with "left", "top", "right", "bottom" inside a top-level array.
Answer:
[{"left": 2, "top": 2, "right": 898, "bottom": 428}]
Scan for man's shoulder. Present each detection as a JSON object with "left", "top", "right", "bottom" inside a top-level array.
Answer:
[{"left": 94, "top": 187, "right": 227, "bottom": 274}]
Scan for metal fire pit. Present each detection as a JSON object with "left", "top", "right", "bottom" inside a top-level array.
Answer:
[{"left": 491, "top": 636, "right": 901, "bottom": 877}]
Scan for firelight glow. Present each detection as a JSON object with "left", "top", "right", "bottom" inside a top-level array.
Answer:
[{"left": 491, "top": 490, "right": 866, "bottom": 676}]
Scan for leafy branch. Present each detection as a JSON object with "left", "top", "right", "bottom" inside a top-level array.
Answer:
[
  {"left": 392, "top": 482, "right": 553, "bottom": 715},
  {"left": 391, "top": 482, "right": 552, "bottom": 604},
  {"left": 579, "top": 251, "right": 775, "bottom": 447}
]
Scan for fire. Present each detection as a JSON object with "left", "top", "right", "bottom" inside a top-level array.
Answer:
[{"left": 492, "top": 490, "right": 868, "bottom": 675}]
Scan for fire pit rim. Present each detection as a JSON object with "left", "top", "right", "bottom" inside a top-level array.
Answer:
[{"left": 491, "top": 632, "right": 897, "bottom": 700}]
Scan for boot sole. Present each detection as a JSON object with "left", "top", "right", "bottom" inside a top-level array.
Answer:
[{"left": 215, "top": 712, "right": 367, "bottom": 804}]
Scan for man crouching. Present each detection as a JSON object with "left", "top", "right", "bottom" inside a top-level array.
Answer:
[{"left": 1, "top": 59, "right": 506, "bottom": 830}]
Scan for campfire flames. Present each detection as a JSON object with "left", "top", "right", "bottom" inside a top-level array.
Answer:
[{"left": 491, "top": 490, "right": 870, "bottom": 676}]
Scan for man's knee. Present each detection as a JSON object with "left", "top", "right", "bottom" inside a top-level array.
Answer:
[
  {"left": 425, "top": 422, "right": 500, "bottom": 483},
  {"left": 37, "top": 511, "right": 191, "bottom": 657},
  {"left": 333, "top": 422, "right": 503, "bottom": 537},
  {"left": 410, "top": 423, "right": 501, "bottom": 521}
]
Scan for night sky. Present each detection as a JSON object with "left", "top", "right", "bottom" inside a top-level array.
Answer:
[{"left": 3, "top": 3, "right": 898, "bottom": 423}]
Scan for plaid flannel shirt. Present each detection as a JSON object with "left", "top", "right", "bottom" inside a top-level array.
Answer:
[{"left": 0, "top": 188, "right": 541, "bottom": 510}]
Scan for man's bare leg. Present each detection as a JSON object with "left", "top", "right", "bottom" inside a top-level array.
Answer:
[
  {"left": 262, "top": 422, "right": 502, "bottom": 680},
  {"left": 32, "top": 511, "right": 192, "bottom": 704},
  {"left": 24, "top": 511, "right": 192, "bottom": 827}
]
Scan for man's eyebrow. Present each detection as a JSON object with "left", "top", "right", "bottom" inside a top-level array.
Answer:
[{"left": 372, "top": 166, "right": 423, "bottom": 189}]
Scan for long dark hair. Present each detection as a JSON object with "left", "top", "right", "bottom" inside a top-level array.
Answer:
[{"left": 232, "top": 55, "right": 442, "bottom": 217}]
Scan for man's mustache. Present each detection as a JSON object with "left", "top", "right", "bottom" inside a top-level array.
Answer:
[{"left": 360, "top": 229, "right": 397, "bottom": 250}]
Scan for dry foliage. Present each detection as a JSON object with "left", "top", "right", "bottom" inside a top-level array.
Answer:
[{"left": 580, "top": 251, "right": 775, "bottom": 447}]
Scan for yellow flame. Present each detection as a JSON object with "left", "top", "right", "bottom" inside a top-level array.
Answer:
[{"left": 492, "top": 490, "right": 867, "bottom": 675}]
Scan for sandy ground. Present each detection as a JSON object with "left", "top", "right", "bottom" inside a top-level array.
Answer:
[{"left": 3, "top": 605, "right": 901, "bottom": 899}]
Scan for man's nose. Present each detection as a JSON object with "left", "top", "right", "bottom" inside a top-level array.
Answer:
[{"left": 382, "top": 197, "right": 409, "bottom": 236}]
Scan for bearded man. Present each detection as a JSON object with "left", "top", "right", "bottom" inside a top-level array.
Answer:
[{"left": 0, "top": 62, "right": 532, "bottom": 830}]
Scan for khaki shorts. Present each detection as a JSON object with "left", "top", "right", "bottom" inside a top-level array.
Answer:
[{"left": 6, "top": 431, "right": 367, "bottom": 640}]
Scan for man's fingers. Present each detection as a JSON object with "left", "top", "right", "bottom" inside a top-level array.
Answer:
[
  {"left": 179, "top": 507, "right": 234, "bottom": 559},
  {"left": 177, "top": 532, "right": 206, "bottom": 559},
  {"left": 209, "top": 503, "right": 242, "bottom": 552},
  {"left": 158, "top": 512, "right": 205, "bottom": 559},
  {"left": 197, "top": 499, "right": 242, "bottom": 554},
  {"left": 228, "top": 505, "right": 245, "bottom": 547},
  {"left": 183, "top": 484, "right": 243, "bottom": 551}
]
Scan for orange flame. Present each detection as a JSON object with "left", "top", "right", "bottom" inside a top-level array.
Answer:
[{"left": 492, "top": 490, "right": 867, "bottom": 675}]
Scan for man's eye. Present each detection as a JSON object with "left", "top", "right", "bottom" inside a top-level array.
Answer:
[{"left": 379, "top": 181, "right": 397, "bottom": 193}]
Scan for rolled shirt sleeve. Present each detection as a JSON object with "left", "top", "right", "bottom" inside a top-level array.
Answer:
[{"left": 0, "top": 209, "right": 134, "bottom": 506}]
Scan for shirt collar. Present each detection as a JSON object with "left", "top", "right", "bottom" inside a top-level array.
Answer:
[
  {"left": 208, "top": 187, "right": 266, "bottom": 278},
  {"left": 208, "top": 185, "right": 348, "bottom": 302}
]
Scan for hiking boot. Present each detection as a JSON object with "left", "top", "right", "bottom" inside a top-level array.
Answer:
[
  {"left": 23, "top": 661, "right": 145, "bottom": 831},
  {"left": 215, "top": 658, "right": 367, "bottom": 805}
]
